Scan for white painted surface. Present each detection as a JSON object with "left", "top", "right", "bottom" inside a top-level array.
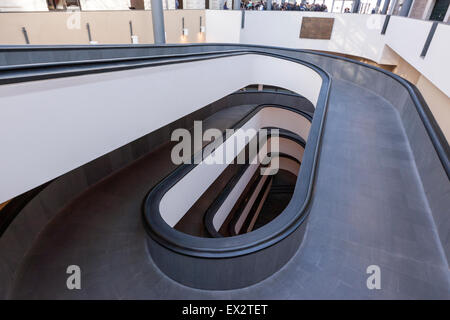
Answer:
[
  {"left": 0, "top": 54, "right": 321, "bottom": 203},
  {"left": 205, "top": 10, "right": 241, "bottom": 43},
  {"left": 143, "top": 0, "right": 176, "bottom": 10},
  {"left": 205, "top": 11, "right": 449, "bottom": 95},
  {"left": 240, "top": 12, "right": 391, "bottom": 63},
  {"left": 0, "top": 0, "right": 48, "bottom": 11},
  {"left": 79, "top": 0, "right": 130, "bottom": 10},
  {"left": 385, "top": 16, "right": 450, "bottom": 97}
]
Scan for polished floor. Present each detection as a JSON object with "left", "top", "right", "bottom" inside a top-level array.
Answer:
[{"left": 8, "top": 79, "right": 450, "bottom": 299}]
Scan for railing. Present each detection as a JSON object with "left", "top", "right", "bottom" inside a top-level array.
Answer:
[
  {"left": 0, "top": 43, "right": 447, "bottom": 289},
  {"left": 204, "top": 129, "right": 306, "bottom": 238}
]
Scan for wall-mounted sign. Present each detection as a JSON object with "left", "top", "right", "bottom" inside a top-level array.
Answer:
[{"left": 300, "top": 17, "right": 335, "bottom": 40}]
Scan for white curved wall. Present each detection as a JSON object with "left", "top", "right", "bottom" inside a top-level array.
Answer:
[
  {"left": 0, "top": 54, "right": 321, "bottom": 203},
  {"left": 237, "top": 11, "right": 391, "bottom": 63},
  {"left": 385, "top": 16, "right": 450, "bottom": 97},
  {"left": 206, "top": 11, "right": 450, "bottom": 98},
  {"left": 205, "top": 10, "right": 242, "bottom": 43}
]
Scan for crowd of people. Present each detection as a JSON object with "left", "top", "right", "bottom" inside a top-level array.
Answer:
[{"left": 224, "top": 1, "right": 329, "bottom": 11}]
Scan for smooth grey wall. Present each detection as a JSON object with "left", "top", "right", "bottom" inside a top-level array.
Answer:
[{"left": 277, "top": 49, "right": 450, "bottom": 265}]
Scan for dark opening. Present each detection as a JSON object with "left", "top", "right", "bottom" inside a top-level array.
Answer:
[
  {"left": 429, "top": 0, "right": 449, "bottom": 21},
  {"left": 130, "top": 0, "right": 145, "bottom": 10},
  {"left": 47, "top": 0, "right": 80, "bottom": 10}
]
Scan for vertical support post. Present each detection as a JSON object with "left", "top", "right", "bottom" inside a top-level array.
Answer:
[
  {"left": 420, "top": 21, "right": 438, "bottom": 57},
  {"left": 267, "top": 0, "right": 272, "bottom": 10},
  {"left": 399, "top": 0, "right": 413, "bottom": 16},
  {"left": 388, "top": 0, "right": 398, "bottom": 14},
  {"left": 352, "top": 0, "right": 360, "bottom": 12},
  {"left": 22, "top": 27, "right": 30, "bottom": 44},
  {"left": 233, "top": 0, "right": 241, "bottom": 9},
  {"left": 381, "top": 14, "right": 391, "bottom": 34},
  {"left": 375, "top": 0, "right": 381, "bottom": 12},
  {"left": 86, "top": 23, "right": 92, "bottom": 42},
  {"left": 151, "top": 0, "right": 166, "bottom": 44},
  {"left": 381, "top": 0, "right": 390, "bottom": 14}
]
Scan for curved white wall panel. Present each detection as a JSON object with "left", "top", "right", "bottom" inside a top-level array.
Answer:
[
  {"left": 0, "top": 0, "right": 48, "bottom": 12},
  {"left": 239, "top": 12, "right": 390, "bottom": 63},
  {"left": 385, "top": 17, "right": 450, "bottom": 97},
  {"left": 206, "top": 11, "right": 449, "bottom": 96},
  {"left": 0, "top": 54, "right": 321, "bottom": 203}
]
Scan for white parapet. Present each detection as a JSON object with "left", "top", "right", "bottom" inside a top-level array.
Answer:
[{"left": 0, "top": 0, "right": 48, "bottom": 12}]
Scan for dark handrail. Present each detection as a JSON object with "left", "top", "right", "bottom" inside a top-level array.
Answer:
[
  {"left": 0, "top": 48, "right": 330, "bottom": 257},
  {"left": 0, "top": 44, "right": 446, "bottom": 260},
  {"left": 204, "top": 129, "right": 306, "bottom": 238},
  {"left": 142, "top": 52, "right": 331, "bottom": 258},
  {"left": 228, "top": 153, "right": 301, "bottom": 237}
]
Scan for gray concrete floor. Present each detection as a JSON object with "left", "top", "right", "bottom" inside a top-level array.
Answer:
[{"left": 8, "top": 79, "right": 450, "bottom": 299}]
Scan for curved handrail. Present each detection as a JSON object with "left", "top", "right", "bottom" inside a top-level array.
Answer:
[
  {"left": 0, "top": 49, "right": 318, "bottom": 238},
  {"left": 0, "top": 44, "right": 446, "bottom": 258},
  {"left": 228, "top": 153, "right": 301, "bottom": 237},
  {"left": 2, "top": 43, "right": 445, "bottom": 179},
  {"left": 155, "top": 104, "right": 312, "bottom": 231},
  {"left": 0, "top": 44, "right": 447, "bottom": 291},
  {"left": 142, "top": 52, "right": 331, "bottom": 258},
  {"left": 0, "top": 181, "right": 51, "bottom": 236},
  {"left": 228, "top": 173, "right": 273, "bottom": 237},
  {"left": 228, "top": 90, "right": 315, "bottom": 116},
  {"left": 233, "top": 153, "right": 301, "bottom": 236},
  {"left": 0, "top": 48, "right": 329, "bottom": 256},
  {"left": 204, "top": 129, "right": 306, "bottom": 238}
]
